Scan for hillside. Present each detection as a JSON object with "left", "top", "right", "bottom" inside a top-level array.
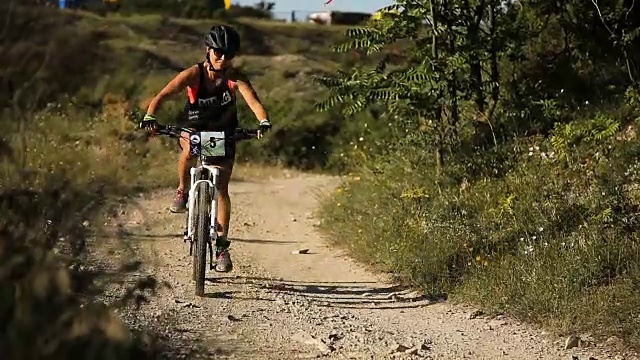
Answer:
[{"left": 1, "top": 6, "right": 373, "bottom": 170}]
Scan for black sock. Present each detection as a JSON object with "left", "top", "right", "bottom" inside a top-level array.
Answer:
[{"left": 216, "top": 237, "right": 231, "bottom": 251}]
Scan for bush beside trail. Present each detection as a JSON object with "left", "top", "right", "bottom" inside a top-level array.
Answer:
[{"left": 315, "top": 0, "right": 640, "bottom": 350}]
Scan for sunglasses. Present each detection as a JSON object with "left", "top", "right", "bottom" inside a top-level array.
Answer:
[{"left": 209, "top": 48, "right": 235, "bottom": 60}]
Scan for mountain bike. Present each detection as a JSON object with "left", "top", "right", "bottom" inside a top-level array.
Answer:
[{"left": 152, "top": 124, "right": 259, "bottom": 296}]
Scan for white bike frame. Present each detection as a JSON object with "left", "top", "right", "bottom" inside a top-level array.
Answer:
[{"left": 186, "top": 164, "right": 221, "bottom": 241}]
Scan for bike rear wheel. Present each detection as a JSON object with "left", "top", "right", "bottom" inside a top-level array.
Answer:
[{"left": 194, "top": 184, "right": 211, "bottom": 296}]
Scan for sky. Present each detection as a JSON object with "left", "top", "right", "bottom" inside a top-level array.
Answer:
[{"left": 232, "top": 0, "right": 394, "bottom": 13}]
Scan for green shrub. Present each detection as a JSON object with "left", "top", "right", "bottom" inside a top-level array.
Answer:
[
  {"left": 320, "top": 108, "right": 640, "bottom": 344},
  {"left": 0, "top": 105, "right": 179, "bottom": 358}
]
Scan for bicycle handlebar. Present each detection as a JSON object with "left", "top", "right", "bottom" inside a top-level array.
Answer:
[{"left": 151, "top": 124, "right": 260, "bottom": 141}]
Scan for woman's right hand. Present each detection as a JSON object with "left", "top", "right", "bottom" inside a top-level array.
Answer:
[{"left": 139, "top": 114, "right": 158, "bottom": 130}]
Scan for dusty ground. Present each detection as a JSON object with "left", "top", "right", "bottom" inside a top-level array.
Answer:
[{"left": 93, "top": 169, "right": 640, "bottom": 360}]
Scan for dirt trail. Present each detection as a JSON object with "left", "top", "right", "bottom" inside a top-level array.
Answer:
[{"left": 98, "top": 170, "right": 637, "bottom": 360}]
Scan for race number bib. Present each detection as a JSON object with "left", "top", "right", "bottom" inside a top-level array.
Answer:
[{"left": 198, "top": 131, "right": 226, "bottom": 157}]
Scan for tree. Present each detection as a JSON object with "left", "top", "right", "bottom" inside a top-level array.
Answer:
[{"left": 314, "top": 0, "right": 509, "bottom": 174}]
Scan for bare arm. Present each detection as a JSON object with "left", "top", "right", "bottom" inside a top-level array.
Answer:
[
  {"left": 146, "top": 65, "right": 199, "bottom": 115},
  {"left": 234, "top": 72, "right": 268, "bottom": 122}
]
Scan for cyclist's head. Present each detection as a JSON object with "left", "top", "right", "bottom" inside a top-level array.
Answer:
[{"left": 204, "top": 25, "right": 240, "bottom": 72}]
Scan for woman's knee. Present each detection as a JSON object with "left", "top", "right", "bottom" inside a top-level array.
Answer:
[
  {"left": 179, "top": 139, "right": 191, "bottom": 159},
  {"left": 217, "top": 168, "right": 233, "bottom": 194}
]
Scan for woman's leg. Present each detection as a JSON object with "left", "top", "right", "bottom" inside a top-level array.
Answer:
[
  {"left": 170, "top": 131, "right": 194, "bottom": 213},
  {"left": 216, "top": 158, "right": 234, "bottom": 239},
  {"left": 214, "top": 157, "right": 235, "bottom": 272}
]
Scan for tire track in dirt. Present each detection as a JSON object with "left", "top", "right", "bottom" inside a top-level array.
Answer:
[{"left": 97, "top": 170, "right": 638, "bottom": 360}]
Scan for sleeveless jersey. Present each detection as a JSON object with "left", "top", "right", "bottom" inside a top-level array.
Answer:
[{"left": 182, "top": 62, "right": 238, "bottom": 133}]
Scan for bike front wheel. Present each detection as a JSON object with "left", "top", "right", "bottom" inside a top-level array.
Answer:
[{"left": 193, "top": 184, "right": 211, "bottom": 297}]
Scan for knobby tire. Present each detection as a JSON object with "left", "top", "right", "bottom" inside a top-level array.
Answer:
[
  {"left": 194, "top": 184, "right": 210, "bottom": 297},
  {"left": 190, "top": 210, "right": 196, "bottom": 281}
]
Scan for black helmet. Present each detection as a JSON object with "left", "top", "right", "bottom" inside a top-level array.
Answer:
[{"left": 204, "top": 25, "right": 240, "bottom": 57}]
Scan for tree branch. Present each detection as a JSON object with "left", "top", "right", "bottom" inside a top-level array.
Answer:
[
  {"left": 589, "top": 0, "right": 636, "bottom": 82},
  {"left": 625, "top": 0, "right": 635, "bottom": 21},
  {"left": 590, "top": 0, "right": 616, "bottom": 37}
]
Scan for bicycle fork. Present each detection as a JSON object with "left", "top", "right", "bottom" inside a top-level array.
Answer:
[
  {"left": 183, "top": 167, "right": 198, "bottom": 249},
  {"left": 184, "top": 166, "right": 221, "bottom": 270}
]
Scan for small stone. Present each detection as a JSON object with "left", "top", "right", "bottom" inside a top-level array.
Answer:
[
  {"left": 467, "top": 309, "right": 483, "bottom": 319},
  {"left": 328, "top": 331, "right": 342, "bottom": 342},
  {"left": 82, "top": 220, "right": 90, "bottom": 227},
  {"left": 291, "top": 330, "right": 333, "bottom": 354},
  {"left": 404, "top": 346, "right": 419, "bottom": 355},
  {"left": 388, "top": 343, "right": 409, "bottom": 354},
  {"left": 227, "top": 315, "right": 241, "bottom": 322},
  {"left": 565, "top": 335, "right": 580, "bottom": 350},
  {"left": 291, "top": 249, "right": 310, "bottom": 254},
  {"left": 489, "top": 319, "right": 507, "bottom": 328}
]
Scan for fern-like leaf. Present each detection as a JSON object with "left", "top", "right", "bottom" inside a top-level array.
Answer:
[
  {"left": 315, "top": 95, "right": 345, "bottom": 112},
  {"left": 346, "top": 27, "right": 380, "bottom": 39}
]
